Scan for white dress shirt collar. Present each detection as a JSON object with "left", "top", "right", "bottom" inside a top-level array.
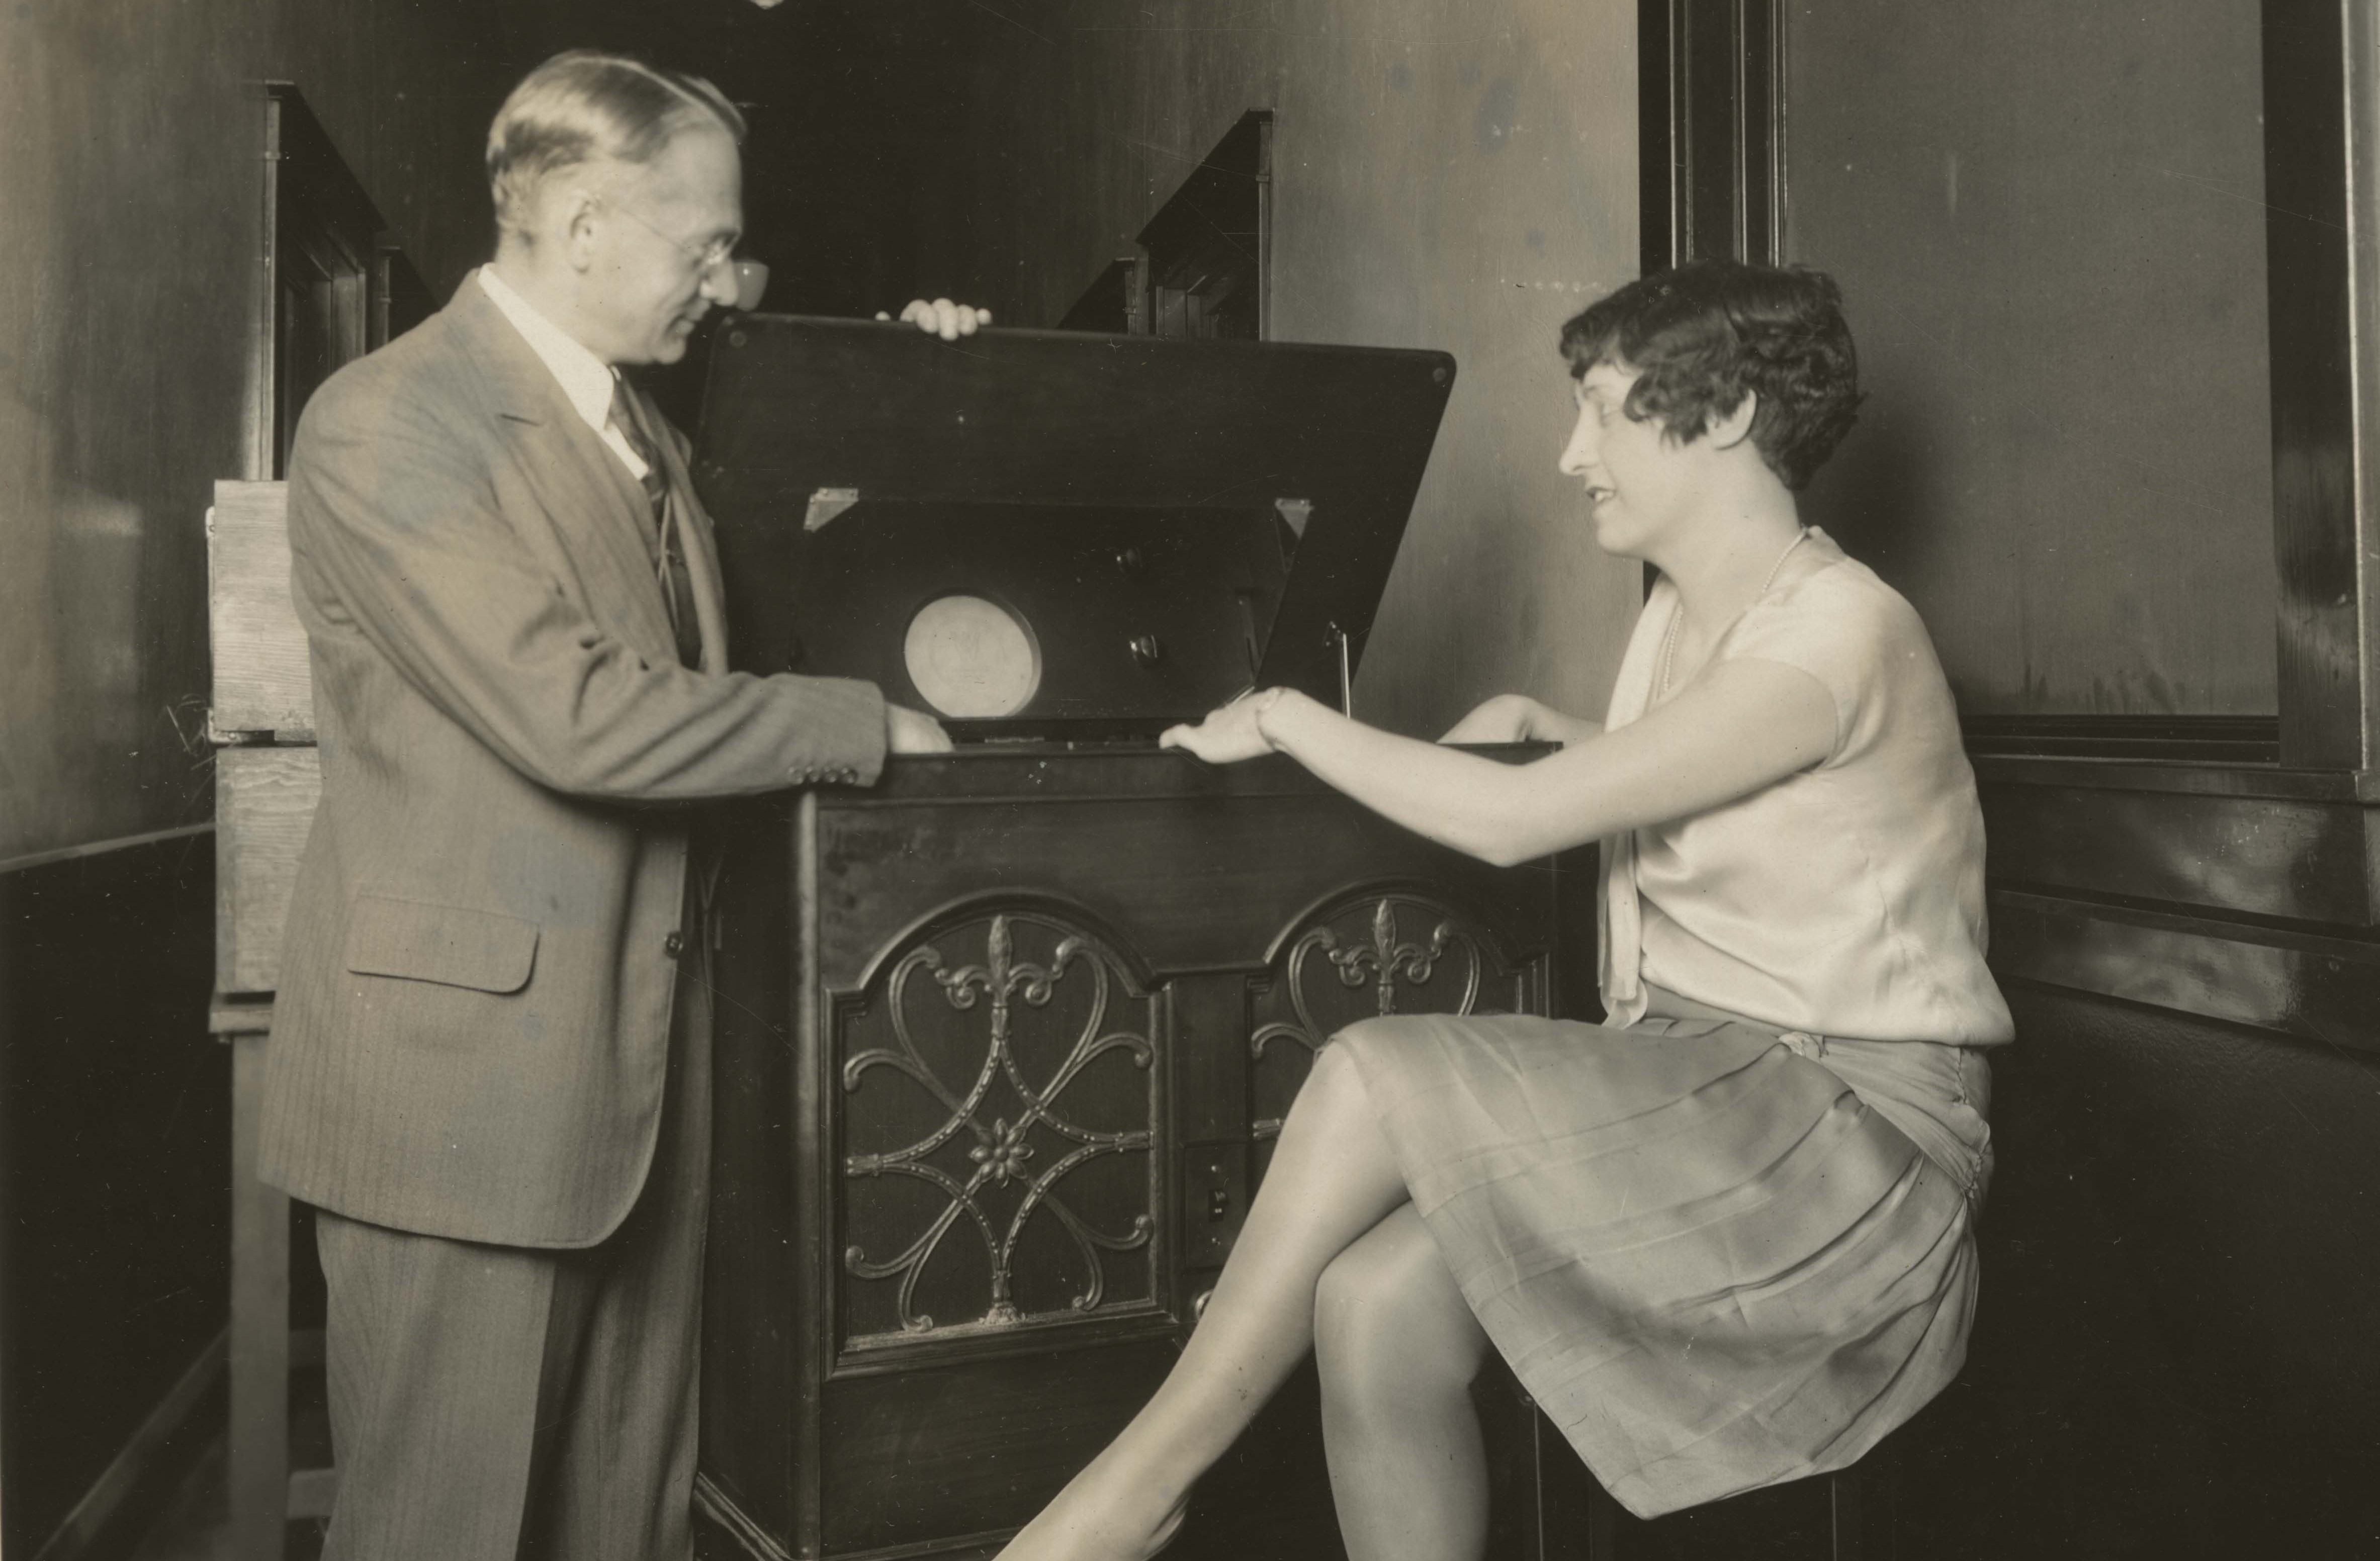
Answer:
[
  {"left": 476, "top": 266, "right": 656, "bottom": 488},
  {"left": 477, "top": 264, "right": 621, "bottom": 433}
]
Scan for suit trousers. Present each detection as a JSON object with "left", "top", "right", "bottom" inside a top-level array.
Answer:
[{"left": 315, "top": 935, "right": 714, "bottom": 1561}]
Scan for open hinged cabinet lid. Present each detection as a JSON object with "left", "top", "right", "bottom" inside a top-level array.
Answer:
[{"left": 690, "top": 315, "right": 1457, "bottom": 740}]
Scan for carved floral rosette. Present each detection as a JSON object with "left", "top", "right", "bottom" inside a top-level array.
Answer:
[{"left": 836, "top": 908, "right": 1160, "bottom": 1346}]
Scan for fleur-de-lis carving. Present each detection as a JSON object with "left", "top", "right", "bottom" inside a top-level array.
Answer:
[
  {"left": 1249, "top": 894, "right": 1520, "bottom": 1141},
  {"left": 1252, "top": 896, "right": 1485, "bottom": 1067},
  {"left": 1322, "top": 897, "right": 1457, "bottom": 1015}
]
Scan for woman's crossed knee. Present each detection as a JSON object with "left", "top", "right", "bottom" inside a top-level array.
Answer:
[{"left": 1314, "top": 1206, "right": 1490, "bottom": 1411}]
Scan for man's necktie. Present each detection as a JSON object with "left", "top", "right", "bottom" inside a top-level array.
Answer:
[
  {"left": 607, "top": 375, "right": 670, "bottom": 519},
  {"left": 607, "top": 377, "right": 700, "bottom": 664}
]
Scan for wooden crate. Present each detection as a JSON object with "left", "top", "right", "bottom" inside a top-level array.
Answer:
[
  {"left": 209, "top": 480, "right": 314, "bottom": 738},
  {"left": 215, "top": 744, "right": 320, "bottom": 996},
  {"left": 209, "top": 479, "right": 318, "bottom": 997}
]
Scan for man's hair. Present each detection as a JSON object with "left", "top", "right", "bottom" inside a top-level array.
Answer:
[
  {"left": 486, "top": 50, "right": 747, "bottom": 238},
  {"left": 1557, "top": 259, "right": 1863, "bottom": 491}
]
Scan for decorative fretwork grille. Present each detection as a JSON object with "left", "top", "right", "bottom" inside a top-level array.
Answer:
[
  {"left": 837, "top": 910, "right": 1159, "bottom": 1345},
  {"left": 1250, "top": 893, "right": 1540, "bottom": 1138}
]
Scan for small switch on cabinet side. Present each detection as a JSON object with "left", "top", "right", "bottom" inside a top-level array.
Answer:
[{"left": 1179, "top": 1143, "right": 1248, "bottom": 1269}]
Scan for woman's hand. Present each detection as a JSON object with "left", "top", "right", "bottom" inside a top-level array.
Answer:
[
  {"left": 875, "top": 298, "right": 994, "bottom": 340},
  {"left": 1159, "top": 690, "right": 1280, "bottom": 765}
]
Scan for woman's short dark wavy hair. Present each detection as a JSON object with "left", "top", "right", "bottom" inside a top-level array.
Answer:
[{"left": 1557, "top": 259, "right": 1863, "bottom": 491}]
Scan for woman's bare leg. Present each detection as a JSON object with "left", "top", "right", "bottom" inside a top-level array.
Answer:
[
  {"left": 1314, "top": 1206, "right": 1493, "bottom": 1561},
  {"left": 997, "top": 1043, "right": 1413, "bottom": 1559}
]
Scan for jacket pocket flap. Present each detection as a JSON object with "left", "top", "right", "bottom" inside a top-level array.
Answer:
[{"left": 344, "top": 894, "right": 539, "bottom": 994}]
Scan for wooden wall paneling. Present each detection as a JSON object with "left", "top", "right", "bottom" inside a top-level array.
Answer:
[
  {"left": 0, "top": 2, "right": 498, "bottom": 866},
  {"left": 214, "top": 745, "right": 319, "bottom": 997},
  {"left": 1989, "top": 890, "right": 2380, "bottom": 1057},
  {"left": 2264, "top": 0, "right": 2378, "bottom": 769},
  {"left": 2348, "top": 0, "right": 2380, "bottom": 771},
  {"left": 1977, "top": 779, "right": 2378, "bottom": 926},
  {"left": 1640, "top": 0, "right": 1785, "bottom": 275},
  {"left": 1874, "top": 983, "right": 2380, "bottom": 1554}
]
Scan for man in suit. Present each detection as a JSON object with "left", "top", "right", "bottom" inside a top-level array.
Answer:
[{"left": 260, "top": 50, "right": 977, "bottom": 1558}]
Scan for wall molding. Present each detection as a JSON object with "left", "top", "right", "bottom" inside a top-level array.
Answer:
[
  {"left": 1961, "top": 715, "right": 2280, "bottom": 765},
  {"left": 0, "top": 822, "right": 214, "bottom": 878},
  {"left": 1990, "top": 888, "right": 2380, "bottom": 1056}
]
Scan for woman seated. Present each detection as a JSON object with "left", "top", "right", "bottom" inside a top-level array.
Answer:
[{"left": 999, "top": 258, "right": 2012, "bottom": 1561}]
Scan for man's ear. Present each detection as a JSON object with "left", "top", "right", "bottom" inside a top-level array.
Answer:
[
  {"left": 1708, "top": 391, "right": 1758, "bottom": 451},
  {"left": 560, "top": 185, "right": 602, "bottom": 274}
]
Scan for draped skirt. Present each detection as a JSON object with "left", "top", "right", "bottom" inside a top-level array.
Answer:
[{"left": 1334, "top": 1005, "right": 1993, "bottom": 1518}]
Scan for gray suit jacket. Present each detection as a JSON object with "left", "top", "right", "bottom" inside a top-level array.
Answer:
[{"left": 260, "top": 280, "right": 885, "bottom": 1247}]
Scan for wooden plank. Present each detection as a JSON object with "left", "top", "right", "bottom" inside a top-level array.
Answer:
[
  {"left": 217, "top": 745, "right": 320, "bottom": 995},
  {"left": 229, "top": 1032, "right": 293, "bottom": 1561},
  {"left": 209, "top": 480, "right": 313, "bottom": 736}
]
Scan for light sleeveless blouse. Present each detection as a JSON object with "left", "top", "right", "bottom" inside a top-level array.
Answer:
[{"left": 1598, "top": 529, "right": 2013, "bottom": 1047}]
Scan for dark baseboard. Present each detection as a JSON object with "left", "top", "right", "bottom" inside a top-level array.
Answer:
[
  {"left": 2, "top": 829, "right": 224, "bottom": 1555},
  {"left": 30, "top": 1332, "right": 228, "bottom": 1561}
]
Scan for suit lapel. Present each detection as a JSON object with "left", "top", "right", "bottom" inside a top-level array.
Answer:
[{"left": 444, "top": 282, "right": 680, "bottom": 664}]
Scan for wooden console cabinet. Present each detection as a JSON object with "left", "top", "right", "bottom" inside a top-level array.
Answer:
[
  {"left": 695, "top": 756, "right": 1596, "bottom": 1559},
  {"left": 687, "top": 319, "right": 1599, "bottom": 1557}
]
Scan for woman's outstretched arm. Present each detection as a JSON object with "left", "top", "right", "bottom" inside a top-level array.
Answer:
[
  {"left": 1438, "top": 692, "right": 1602, "bottom": 746},
  {"left": 1160, "top": 657, "right": 1835, "bottom": 868}
]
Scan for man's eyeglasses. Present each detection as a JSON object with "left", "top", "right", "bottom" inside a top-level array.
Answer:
[{"left": 603, "top": 198, "right": 739, "bottom": 279}]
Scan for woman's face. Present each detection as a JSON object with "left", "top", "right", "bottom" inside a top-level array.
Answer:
[{"left": 1558, "top": 361, "right": 1694, "bottom": 558}]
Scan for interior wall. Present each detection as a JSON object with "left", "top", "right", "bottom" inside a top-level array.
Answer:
[
  {"left": 961, "top": 0, "right": 1644, "bottom": 737},
  {"left": 1783, "top": 0, "right": 2277, "bottom": 717},
  {"left": 456, "top": 1, "right": 1005, "bottom": 429},
  {"left": 1, "top": 3, "right": 506, "bottom": 1550},
  {"left": 0, "top": 0, "right": 504, "bottom": 866}
]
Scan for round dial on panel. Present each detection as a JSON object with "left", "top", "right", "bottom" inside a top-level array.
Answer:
[{"left": 903, "top": 594, "right": 1040, "bottom": 718}]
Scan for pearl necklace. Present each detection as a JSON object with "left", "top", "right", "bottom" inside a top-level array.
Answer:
[{"left": 1656, "top": 527, "right": 1809, "bottom": 697}]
